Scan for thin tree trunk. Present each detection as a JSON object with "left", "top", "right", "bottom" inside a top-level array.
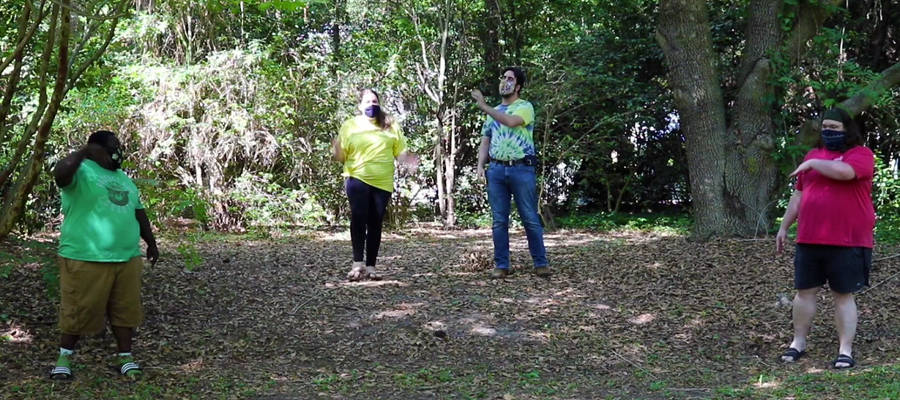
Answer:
[
  {"left": 0, "top": 2, "right": 71, "bottom": 239},
  {"left": 0, "top": 4, "right": 59, "bottom": 190}
]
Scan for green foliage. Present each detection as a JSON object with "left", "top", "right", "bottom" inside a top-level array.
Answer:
[
  {"left": 4, "top": 0, "right": 895, "bottom": 236},
  {"left": 874, "top": 158, "right": 900, "bottom": 244},
  {"left": 557, "top": 212, "right": 692, "bottom": 234},
  {"left": 42, "top": 262, "right": 59, "bottom": 301},
  {"left": 177, "top": 233, "right": 205, "bottom": 271}
]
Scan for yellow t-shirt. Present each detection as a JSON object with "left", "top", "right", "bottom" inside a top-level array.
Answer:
[{"left": 338, "top": 115, "right": 408, "bottom": 192}]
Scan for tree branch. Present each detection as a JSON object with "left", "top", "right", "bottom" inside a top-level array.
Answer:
[
  {"left": 67, "top": 0, "right": 129, "bottom": 92},
  {"left": 783, "top": 0, "right": 842, "bottom": 64},
  {"left": 0, "top": 4, "right": 59, "bottom": 191},
  {"left": 798, "top": 60, "right": 900, "bottom": 146},
  {"left": 0, "top": 1, "right": 47, "bottom": 79}
]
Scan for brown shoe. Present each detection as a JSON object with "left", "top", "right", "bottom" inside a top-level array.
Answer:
[
  {"left": 490, "top": 268, "right": 510, "bottom": 279},
  {"left": 534, "top": 267, "right": 551, "bottom": 278}
]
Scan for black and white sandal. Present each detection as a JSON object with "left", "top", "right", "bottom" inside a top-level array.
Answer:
[
  {"left": 49, "top": 365, "right": 73, "bottom": 380},
  {"left": 109, "top": 360, "right": 143, "bottom": 377}
]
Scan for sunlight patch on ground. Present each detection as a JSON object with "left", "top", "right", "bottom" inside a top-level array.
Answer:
[
  {"left": 22, "top": 262, "right": 42, "bottom": 271},
  {"left": 2, "top": 324, "right": 33, "bottom": 344},
  {"left": 629, "top": 313, "right": 656, "bottom": 325},
  {"left": 685, "top": 317, "right": 704, "bottom": 328},
  {"left": 470, "top": 325, "right": 497, "bottom": 336},
  {"left": 753, "top": 380, "right": 780, "bottom": 389},
  {"left": 373, "top": 303, "right": 423, "bottom": 319},
  {"left": 325, "top": 280, "right": 408, "bottom": 288},
  {"left": 178, "top": 358, "right": 205, "bottom": 373},
  {"left": 525, "top": 331, "right": 551, "bottom": 343},
  {"left": 319, "top": 231, "right": 351, "bottom": 241},
  {"left": 525, "top": 296, "right": 561, "bottom": 307}
]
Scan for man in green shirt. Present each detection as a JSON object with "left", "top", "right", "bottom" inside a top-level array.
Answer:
[{"left": 49, "top": 130, "right": 158, "bottom": 380}]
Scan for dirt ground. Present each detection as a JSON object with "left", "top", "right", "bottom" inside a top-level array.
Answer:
[{"left": 2, "top": 227, "right": 899, "bottom": 399}]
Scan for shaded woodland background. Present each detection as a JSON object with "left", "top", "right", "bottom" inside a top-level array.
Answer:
[
  {"left": 3, "top": 2, "right": 900, "bottom": 398},
  {"left": 1, "top": 0, "right": 899, "bottom": 237}
]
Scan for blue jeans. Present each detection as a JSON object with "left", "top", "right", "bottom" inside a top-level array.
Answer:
[{"left": 486, "top": 163, "right": 548, "bottom": 270}]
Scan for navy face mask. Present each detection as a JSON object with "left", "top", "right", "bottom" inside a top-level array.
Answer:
[
  {"left": 821, "top": 129, "right": 846, "bottom": 151},
  {"left": 364, "top": 105, "right": 380, "bottom": 118}
]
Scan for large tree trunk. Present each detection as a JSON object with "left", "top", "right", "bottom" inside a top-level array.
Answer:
[
  {"left": 722, "top": 0, "right": 781, "bottom": 236},
  {"left": 656, "top": 0, "right": 872, "bottom": 238},
  {"left": 656, "top": 0, "right": 729, "bottom": 238}
]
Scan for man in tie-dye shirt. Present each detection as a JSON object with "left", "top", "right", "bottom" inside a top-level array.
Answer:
[{"left": 472, "top": 67, "right": 549, "bottom": 279}]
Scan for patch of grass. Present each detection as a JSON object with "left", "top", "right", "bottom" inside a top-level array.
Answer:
[
  {"left": 712, "top": 365, "right": 900, "bottom": 399},
  {"left": 394, "top": 367, "right": 454, "bottom": 388},
  {"left": 312, "top": 373, "right": 340, "bottom": 391},
  {"left": 557, "top": 211, "right": 692, "bottom": 234}
]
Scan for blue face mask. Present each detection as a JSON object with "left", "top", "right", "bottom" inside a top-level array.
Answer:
[
  {"left": 364, "top": 105, "right": 380, "bottom": 118},
  {"left": 821, "top": 129, "right": 846, "bottom": 151}
]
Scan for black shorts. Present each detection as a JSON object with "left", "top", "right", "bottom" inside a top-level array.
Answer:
[{"left": 794, "top": 244, "right": 871, "bottom": 293}]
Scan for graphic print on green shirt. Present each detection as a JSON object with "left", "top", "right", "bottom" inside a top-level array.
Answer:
[
  {"left": 58, "top": 160, "right": 144, "bottom": 262},
  {"left": 481, "top": 99, "right": 536, "bottom": 161}
]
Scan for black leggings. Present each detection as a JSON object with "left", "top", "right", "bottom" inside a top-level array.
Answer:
[{"left": 345, "top": 177, "right": 391, "bottom": 266}]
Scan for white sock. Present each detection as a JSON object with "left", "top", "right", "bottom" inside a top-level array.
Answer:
[
  {"left": 118, "top": 352, "right": 132, "bottom": 358},
  {"left": 60, "top": 348, "right": 74, "bottom": 356}
]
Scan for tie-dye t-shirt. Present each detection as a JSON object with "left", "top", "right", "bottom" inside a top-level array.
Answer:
[{"left": 481, "top": 99, "right": 536, "bottom": 161}]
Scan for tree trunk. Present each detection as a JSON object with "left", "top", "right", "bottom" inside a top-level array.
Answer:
[
  {"left": 656, "top": 0, "right": 867, "bottom": 238},
  {"left": 0, "top": 2, "right": 71, "bottom": 239},
  {"left": 722, "top": 0, "right": 781, "bottom": 236},
  {"left": 656, "top": 0, "right": 729, "bottom": 238}
]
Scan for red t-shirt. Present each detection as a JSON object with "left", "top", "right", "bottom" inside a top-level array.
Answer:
[{"left": 795, "top": 146, "right": 875, "bottom": 248}]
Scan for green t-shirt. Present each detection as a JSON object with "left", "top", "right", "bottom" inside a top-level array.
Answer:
[
  {"left": 58, "top": 159, "right": 144, "bottom": 262},
  {"left": 338, "top": 115, "right": 408, "bottom": 192},
  {"left": 481, "top": 99, "right": 536, "bottom": 161}
]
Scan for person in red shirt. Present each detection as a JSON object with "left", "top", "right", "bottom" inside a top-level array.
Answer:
[{"left": 775, "top": 108, "right": 875, "bottom": 369}]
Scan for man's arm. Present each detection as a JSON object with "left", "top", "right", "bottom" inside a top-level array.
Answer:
[
  {"left": 135, "top": 209, "right": 159, "bottom": 266},
  {"left": 477, "top": 102, "right": 524, "bottom": 127},
  {"left": 471, "top": 89, "right": 524, "bottom": 127},
  {"left": 477, "top": 136, "right": 490, "bottom": 170}
]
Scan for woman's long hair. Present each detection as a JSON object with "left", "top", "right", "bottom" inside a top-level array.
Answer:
[{"left": 359, "top": 89, "right": 392, "bottom": 130}]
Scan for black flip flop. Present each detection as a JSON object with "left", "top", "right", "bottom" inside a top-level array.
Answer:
[
  {"left": 832, "top": 354, "right": 856, "bottom": 369},
  {"left": 780, "top": 347, "right": 806, "bottom": 363}
]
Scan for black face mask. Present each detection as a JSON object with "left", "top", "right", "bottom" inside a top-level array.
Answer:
[
  {"left": 364, "top": 105, "right": 381, "bottom": 118},
  {"left": 821, "top": 129, "right": 846, "bottom": 151}
]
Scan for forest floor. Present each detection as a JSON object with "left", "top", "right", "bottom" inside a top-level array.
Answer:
[{"left": 2, "top": 226, "right": 900, "bottom": 399}]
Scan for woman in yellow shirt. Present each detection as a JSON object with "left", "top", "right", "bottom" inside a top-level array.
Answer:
[{"left": 332, "top": 89, "right": 417, "bottom": 280}]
